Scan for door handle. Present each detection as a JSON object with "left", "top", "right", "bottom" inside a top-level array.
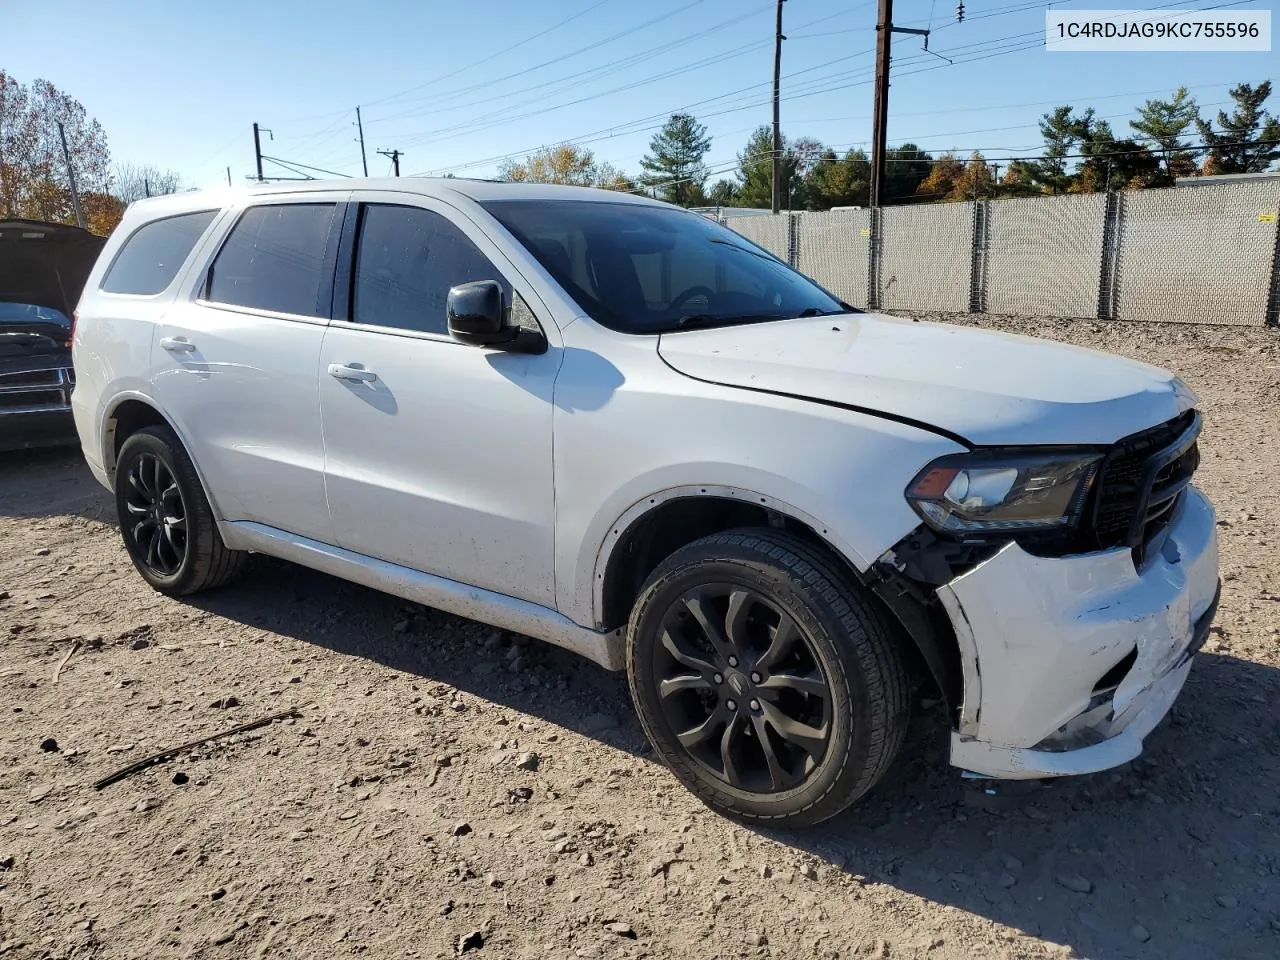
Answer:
[
  {"left": 160, "top": 336, "right": 196, "bottom": 353},
  {"left": 327, "top": 363, "right": 377, "bottom": 383}
]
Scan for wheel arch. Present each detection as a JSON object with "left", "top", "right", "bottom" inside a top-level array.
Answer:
[
  {"left": 101, "top": 393, "right": 225, "bottom": 520},
  {"left": 593, "top": 485, "right": 962, "bottom": 714}
]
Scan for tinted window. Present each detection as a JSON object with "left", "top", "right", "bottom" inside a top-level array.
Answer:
[
  {"left": 482, "top": 199, "right": 849, "bottom": 334},
  {"left": 207, "top": 204, "right": 337, "bottom": 317},
  {"left": 352, "top": 204, "right": 509, "bottom": 335},
  {"left": 100, "top": 211, "right": 217, "bottom": 295}
]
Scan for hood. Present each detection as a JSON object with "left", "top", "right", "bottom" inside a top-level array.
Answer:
[
  {"left": 657, "top": 313, "right": 1194, "bottom": 446},
  {"left": 0, "top": 219, "right": 107, "bottom": 319}
]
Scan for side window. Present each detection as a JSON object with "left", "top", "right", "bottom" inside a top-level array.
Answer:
[
  {"left": 352, "top": 204, "right": 509, "bottom": 335},
  {"left": 207, "top": 203, "right": 337, "bottom": 317},
  {"left": 100, "top": 210, "right": 217, "bottom": 295}
]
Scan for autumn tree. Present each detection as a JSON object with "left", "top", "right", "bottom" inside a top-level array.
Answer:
[
  {"left": 0, "top": 72, "right": 111, "bottom": 229},
  {"left": 916, "top": 153, "right": 965, "bottom": 200},
  {"left": 498, "top": 144, "right": 632, "bottom": 189},
  {"left": 1130, "top": 87, "right": 1201, "bottom": 183},
  {"left": 1196, "top": 81, "right": 1280, "bottom": 174},
  {"left": 639, "top": 113, "right": 712, "bottom": 206}
]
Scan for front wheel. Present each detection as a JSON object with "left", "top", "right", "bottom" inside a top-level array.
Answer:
[
  {"left": 114, "top": 425, "right": 246, "bottom": 596},
  {"left": 627, "top": 529, "right": 909, "bottom": 827}
]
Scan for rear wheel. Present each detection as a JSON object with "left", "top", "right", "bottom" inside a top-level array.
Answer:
[
  {"left": 627, "top": 529, "right": 909, "bottom": 826},
  {"left": 114, "top": 425, "right": 245, "bottom": 595}
]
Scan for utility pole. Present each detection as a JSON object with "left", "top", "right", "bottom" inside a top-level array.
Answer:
[
  {"left": 356, "top": 106, "right": 369, "bottom": 177},
  {"left": 869, "top": 0, "right": 930, "bottom": 208},
  {"left": 144, "top": 178, "right": 151, "bottom": 199},
  {"left": 771, "top": 0, "right": 786, "bottom": 214},
  {"left": 253, "top": 122, "right": 270, "bottom": 182},
  {"left": 56, "top": 122, "right": 85, "bottom": 229},
  {"left": 226, "top": 166, "right": 232, "bottom": 187},
  {"left": 377, "top": 148, "right": 403, "bottom": 177}
]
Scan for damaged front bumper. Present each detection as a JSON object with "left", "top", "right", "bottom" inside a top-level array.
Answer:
[{"left": 937, "top": 485, "right": 1219, "bottom": 780}]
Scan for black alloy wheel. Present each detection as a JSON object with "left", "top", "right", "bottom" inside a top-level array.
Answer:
[
  {"left": 114, "top": 424, "right": 246, "bottom": 595},
  {"left": 654, "top": 584, "right": 831, "bottom": 793},
  {"left": 627, "top": 529, "right": 910, "bottom": 826},
  {"left": 122, "top": 451, "right": 188, "bottom": 576}
]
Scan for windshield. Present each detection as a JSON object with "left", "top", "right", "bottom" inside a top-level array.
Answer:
[{"left": 480, "top": 199, "right": 853, "bottom": 334}]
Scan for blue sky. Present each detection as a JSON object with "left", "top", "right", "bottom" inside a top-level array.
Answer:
[{"left": 6, "top": 0, "right": 1274, "bottom": 189}]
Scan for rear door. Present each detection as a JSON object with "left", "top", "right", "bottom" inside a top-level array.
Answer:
[
  {"left": 150, "top": 195, "right": 346, "bottom": 542},
  {"left": 317, "top": 193, "right": 559, "bottom": 606}
]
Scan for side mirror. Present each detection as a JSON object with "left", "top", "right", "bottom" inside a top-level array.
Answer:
[
  {"left": 446, "top": 280, "right": 505, "bottom": 344},
  {"left": 446, "top": 280, "right": 546, "bottom": 354}
]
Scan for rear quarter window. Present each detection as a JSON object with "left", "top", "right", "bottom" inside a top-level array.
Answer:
[{"left": 100, "top": 210, "right": 218, "bottom": 296}]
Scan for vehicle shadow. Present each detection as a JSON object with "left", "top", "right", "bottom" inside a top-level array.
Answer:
[
  {"left": 187, "top": 553, "right": 1280, "bottom": 960},
  {"left": 6, "top": 450, "right": 1278, "bottom": 959}
]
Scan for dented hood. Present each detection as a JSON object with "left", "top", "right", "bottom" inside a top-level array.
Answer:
[
  {"left": 0, "top": 219, "right": 106, "bottom": 319},
  {"left": 657, "top": 313, "right": 1194, "bottom": 446}
]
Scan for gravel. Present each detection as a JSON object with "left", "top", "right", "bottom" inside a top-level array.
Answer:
[{"left": 1, "top": 315, "right": 1277, "bottom": 959}]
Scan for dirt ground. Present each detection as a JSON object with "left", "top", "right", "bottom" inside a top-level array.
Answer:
[{"left": 1, "top": 315, "right": 1278, "bottom": 960}]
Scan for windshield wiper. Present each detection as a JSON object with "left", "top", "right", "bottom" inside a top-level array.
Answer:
[{"left": 673, "top": 313, "right": 785, "bottom": 330}]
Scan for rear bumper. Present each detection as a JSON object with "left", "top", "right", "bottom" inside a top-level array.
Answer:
[{"left": 939, "top": 485, "right": 1219, "bottom": 780}]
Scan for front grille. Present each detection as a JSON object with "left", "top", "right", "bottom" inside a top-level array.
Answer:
[
  {"left": 0, "top": 366, "right": 74, "bottom": 414},
  {"left": 1089, "top": 410, "right": 1200, "bottom": 565},
  {"left": 0, "top": 369, "right": 61, "bottom": 388}
]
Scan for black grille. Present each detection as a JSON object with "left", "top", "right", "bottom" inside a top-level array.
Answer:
[
  {"left": 1089, "top": 410, "right": 1200, "bottom": 564},
  {"left": 0, "top": 369, "right": 61, "bottom": 388}
]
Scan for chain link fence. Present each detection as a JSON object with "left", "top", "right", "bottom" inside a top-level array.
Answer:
[
  {"left": 795, "top": 209, "right": 871, "bottom": 308},
  {"left": 719, "top": 179, "right": 1280, "bottom": 326}
]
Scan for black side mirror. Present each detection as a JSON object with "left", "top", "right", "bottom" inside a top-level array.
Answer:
[{"left": 446, "top": 280, "right": 545, "bottom": 354}]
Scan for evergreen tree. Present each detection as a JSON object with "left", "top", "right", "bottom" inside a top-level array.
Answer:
[
  {"left": 803, "top": 149, "right": 870, "bottom": 209},
  {"left": 734, "top": 126, "right": 798, "bottom": 208},
  {"left": 639, "top": 113, "right": 711, "bottom": 206},
  {"left": 1130, "top": 87, "right": 1201, "bottom": 183},
  {"left": 1196, "top": 81, "right": 1280, "bottom": 174}
]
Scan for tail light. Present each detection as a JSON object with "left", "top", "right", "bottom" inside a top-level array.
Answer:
[{"left": 67, "top": 310, "right": 78, "bottom": 349}]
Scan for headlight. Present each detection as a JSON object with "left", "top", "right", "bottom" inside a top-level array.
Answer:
[{"left": 906, "top": 451, "right": 1102, "bottom": 535}]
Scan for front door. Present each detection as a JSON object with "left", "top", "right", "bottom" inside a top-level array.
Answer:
[{"left": 318, "top": 196, "right": 559, "bottom": 606}]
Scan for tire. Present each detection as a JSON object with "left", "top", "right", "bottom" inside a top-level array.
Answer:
[
  {"left": 626, "top": 528, "right": 909, "bottom": 827},
  {"left": 114, "top": 424, "right": 246, "bottom": 596}
]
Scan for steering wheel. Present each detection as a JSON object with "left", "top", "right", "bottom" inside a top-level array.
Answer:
[{"left": 668, "top": 285, "right": 717, "bottom": 312}]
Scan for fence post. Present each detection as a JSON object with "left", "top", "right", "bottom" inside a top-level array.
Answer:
[
  {"left": 788, "top": 213, "right": 801, "bottom": 269},
  {"left": 969, "top": 200, "right": 989, "bottom": 314},
  {"left": 1097, "top": 191, "right": 1124, "bottom": 320},
  {"left": 868, "top": 207, "right": 883, "bottom": 310},
  {"left": 1267, "top": 195, "right": 1280, "bottom": 326}
]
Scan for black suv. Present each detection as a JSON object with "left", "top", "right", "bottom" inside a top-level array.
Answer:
[{"left": 0, "top": 219, "right": 105, "bottom": 451}]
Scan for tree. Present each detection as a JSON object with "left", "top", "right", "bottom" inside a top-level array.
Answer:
[
  {"left": 1130, "top": 87, "right": 1201, "bottom": 183},
  {"left": 498, "top": 143, "right": 629, "bottom": 188},
  {"left": 735, "top": 126, "right": 797, "bottom": 208},
  {"left": 915, "top": 153, "right": 965, "bottom": 201},
  {"left": 1074, "top": 121, "right": 1159, "bottom": 192},
  {"left": 1011, "top": 106, "right": 1094, "bottom": 194},
  {"left": 803, "top": 148, "right": 870, "bottom": 209},
  {"left": 639, "top": 113, "right": 712, "bottom": 206},
  {"left": 112, "top": 163, "right": 184, "bottom": 205},
  {"left": 0, "top": 72, "right": 111, "bottom": 227},
  {"left": 707, "top": 178, "right": 738, "bottom": 206},
  {"left": 884, "top": 143, "right": 933, "bottom": 202},
  {"left": 953, "top": 152, "right": 997, "bottom": 199},
  {"left": 1196, "top": 81, "right": 1280, "bottom": 174}
]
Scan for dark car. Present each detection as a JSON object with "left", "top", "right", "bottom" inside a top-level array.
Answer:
[{"left": 0, "top": 219, "right": 106, "bottom": 451}]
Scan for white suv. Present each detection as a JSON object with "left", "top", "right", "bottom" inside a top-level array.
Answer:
[{"left": 72, "top": 180, "right": 1219, "bottom": 826}]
